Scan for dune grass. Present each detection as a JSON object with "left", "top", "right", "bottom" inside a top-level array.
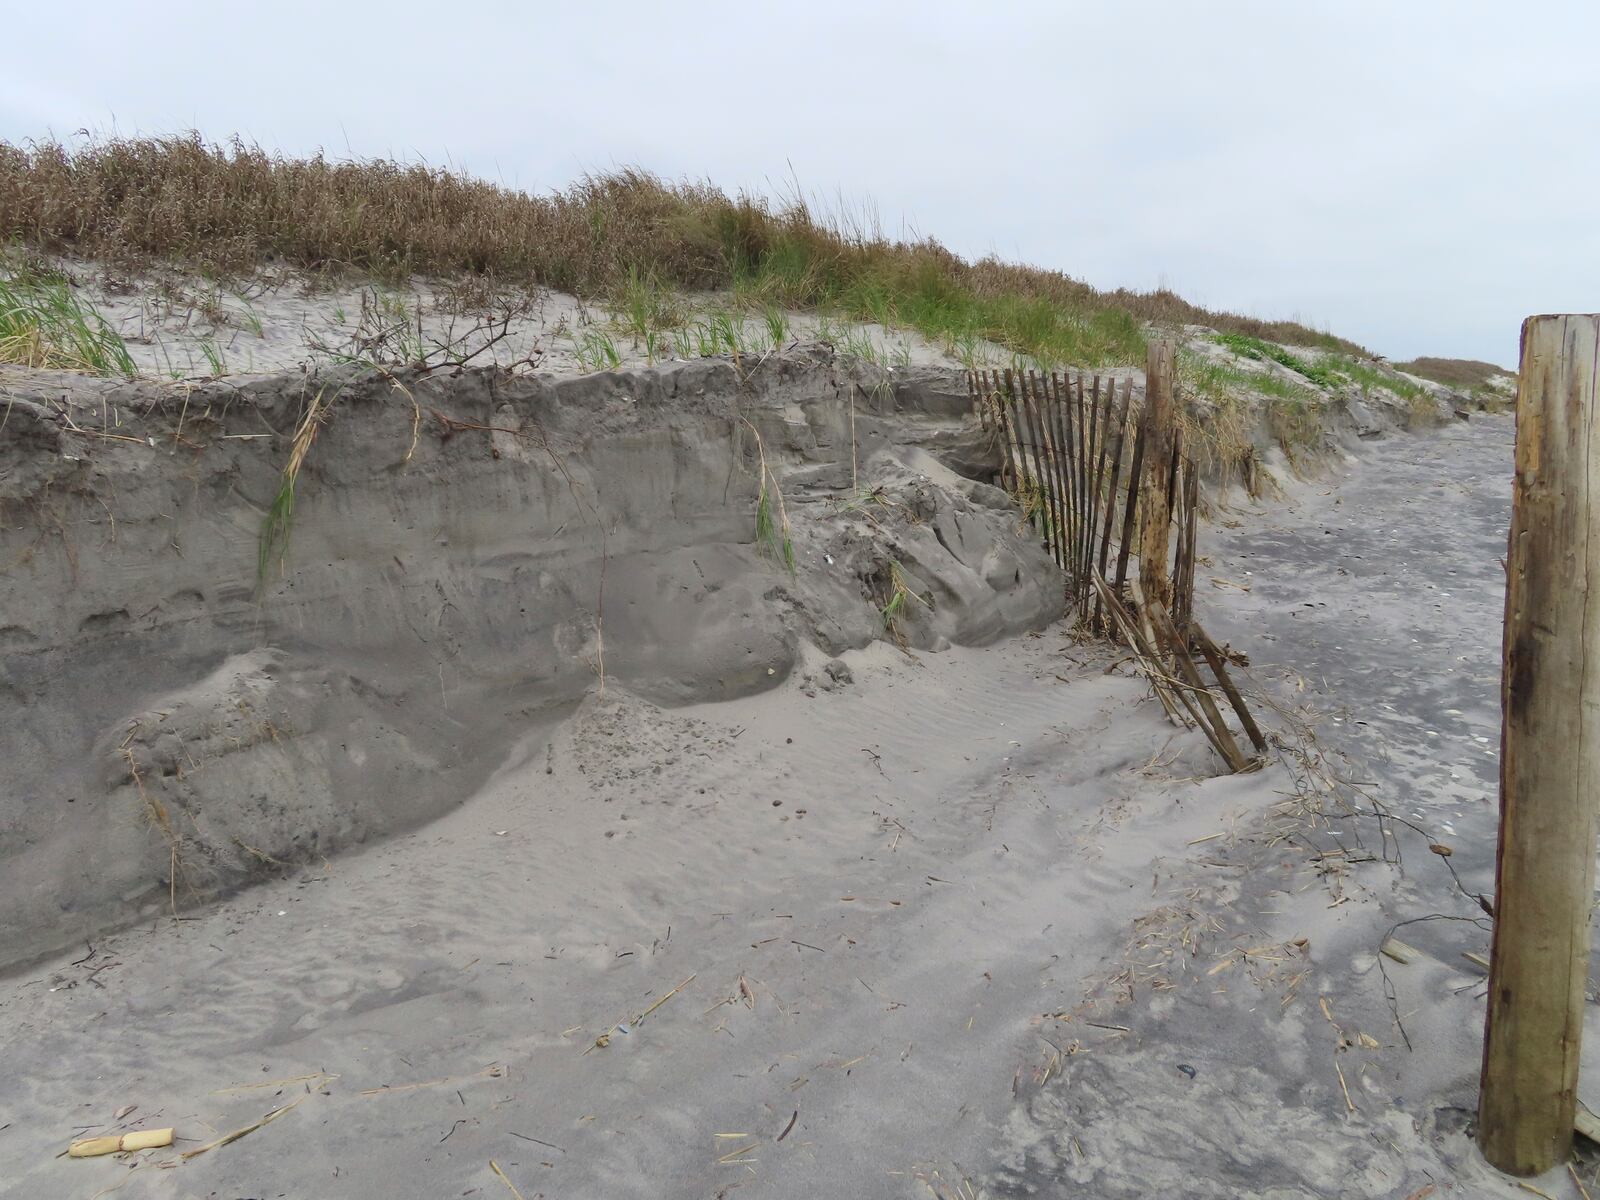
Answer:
[
  {"left": 1264, "top": 394, "right": 1326, "bottom": 462},
  {"left": 0, "top": 133, "right": 1367, "bottom": 372},
  {"left": 1212, "top": 331, "right": 1342, "bottom": 389},
  {"left": 258, "top": 384, "right": 336, "bottom": 590},
  {"left": 879, "top": 559, "right": 929, "bottom": 643},
  {"left": 1318, "top": 353, "right": 1426, "bottom": 401},
  {"left": 1393, "top": 356, "right": 1512, "bottom": 392},
  {"left": 0, "top": 262, "right": 135, "bottom": 376}
]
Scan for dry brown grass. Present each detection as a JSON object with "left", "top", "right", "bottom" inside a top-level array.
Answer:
[
  {"left": 1392, "top": 356, "right": 1512, "bottom": 391},
  {"left": 0, "top": 133, "right": 1365, "bottom": 364}
]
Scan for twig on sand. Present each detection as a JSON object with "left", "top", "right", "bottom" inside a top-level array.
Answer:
[
  {"left": 586, "top": 974, "right": 698, "bottom": 1053},
  {"left": 180, "top": 1094, "right": 306, "bottom": 1160},
  {"left": 213, "top": 1071, "right": 337, "bottom": 1094},
  {"left": 358, "top": 1064, "right": 504, "bottom": 1096},
  {"left": 490, "top": 1160, "right": 529, "bottom": 1200},
  {"left": 509, "top": 1132, "right": 566, "bottom": 1153},
  {"left": 1334, "top": 1061, "right": 1356, "bottom": 1113}
]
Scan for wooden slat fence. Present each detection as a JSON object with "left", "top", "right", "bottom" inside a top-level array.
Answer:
[
  {"left": 969, "top": 361, "right": 1263, "bottom": 774},
  {"left": 968, "top": 367, "right": 1197, "bottom": 629}
]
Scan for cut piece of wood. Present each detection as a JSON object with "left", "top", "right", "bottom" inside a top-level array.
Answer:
[
  {"left": 1381, "top": 937, "right": 1423, "bottom": 965},
  {"left": 1479, "top": 314, "right": 1600, "bottom": 1177},
  {"left": 69, "top": 1128, "right": 174, "bottom": 1157}
]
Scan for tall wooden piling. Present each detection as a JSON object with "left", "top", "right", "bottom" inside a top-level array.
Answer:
[
  {"left": 1479, "top": 314, "right": 1600, "bottom": 1176},
  {"left": 1138, "top": 342, "right": 1178, "bottom": 611}
]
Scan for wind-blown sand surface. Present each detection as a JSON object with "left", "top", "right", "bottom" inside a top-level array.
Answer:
[{"left": 0, "top": 395, "right": 1579, "bottom": 1197}]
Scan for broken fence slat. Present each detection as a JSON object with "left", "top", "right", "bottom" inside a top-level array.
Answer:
[
  {"left": 1191, "top": 621, "right": 1268, "bottom": 754},
  {"left": 1141, "top": 584, "right": 1250, "bottom": 772}
]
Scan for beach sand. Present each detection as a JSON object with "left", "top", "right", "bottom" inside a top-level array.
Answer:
[{"left": 0, "top": 355, "right": 1578, "bottom": 1197}]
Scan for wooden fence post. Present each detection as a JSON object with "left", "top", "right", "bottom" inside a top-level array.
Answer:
[
  {"left": 1139, "top": 341, "right": 1177, "bottom": 611},
  {"left": 1479, "top": 313, "right": 1600, "bottom": 1176}
]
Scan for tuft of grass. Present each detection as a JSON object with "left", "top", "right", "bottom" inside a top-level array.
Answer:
[
  {"left": 611, "top": 267, "right": 681, "bottom": 359},
  {"left": 0, "top": 264, "right": 136, "bottom": 377},
  {"left": 754, "top": 484, "right": 794, "bottom": 573},
  {"left": 1406, "top": 389, "right": 1445, "bottom": 427},
  {"left": 571, "top": 327, "right": 621, "bottom": 372},
  {"left": 197, "top": 335, "right": 227, "bottom": 376},
  {"left": 879, "top": 559, "right": 930, "bottom": 641},
  {"left": 761, "top": 304, "right": 789, "bottom": 352},
  {"left": 258, "top": 384, "right": 336, "bottom": 589},
  {"left": 1264, "top": 394, "right": 1325, "bottom": 464},
  {"left": 944, "top": 326, "right": 987, "bottom": 371},
  {"left": 0, "top": 133, "right": 1370, "bottom": 371},
  {"left": 238, "top": 298, "right": 265, "bottom": 337},
  {"left": 837, "top": 324, "right": 884, "bottom": 367},
  {"left": 742, "top": 417, "right": 794, "bottom": 574},
  {"left": 709, "top": 310, "right": 746, "bottom": 356}
]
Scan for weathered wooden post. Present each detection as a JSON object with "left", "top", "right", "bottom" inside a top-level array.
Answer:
[
  {"left": 1139, "top": 340, "right": 1177, "bottom": 610},
  {"left": 1479, "top": 313, "right": 1600, "bottom": 1176}
]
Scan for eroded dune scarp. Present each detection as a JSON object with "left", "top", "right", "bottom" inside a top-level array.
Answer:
[{"left": 0, "top": 347, "right": 1062, "bottom": 969}]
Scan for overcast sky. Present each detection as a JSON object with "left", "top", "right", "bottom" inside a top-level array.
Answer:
[{"left": 3, "top": 1, "right": 1593, "bottom": 367}]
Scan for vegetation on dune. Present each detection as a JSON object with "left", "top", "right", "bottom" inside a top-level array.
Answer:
[
  {"left": 0, "top": 133, "right": 1480, "bottom": 484},
  {"left": 1211, "top": 331, "right": 1342, "bottom": 389},
  {"left": 0, "top": 261, "right": 134, "bottom": 377},
  {"left": 0, "top": 133, "right": 1366, "bottom": 370},
  {"left": 1393, "top": 355, "right": 1513, "bottom": 392}
]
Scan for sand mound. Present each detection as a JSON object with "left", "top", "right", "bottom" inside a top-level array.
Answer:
[{"left": 0, "top": 346, "right": 1061, "bottom": 970}]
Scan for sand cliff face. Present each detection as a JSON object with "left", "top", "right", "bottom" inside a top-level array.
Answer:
[{"left": 0, "top": 346, "right": 1061, "bottom": 969}]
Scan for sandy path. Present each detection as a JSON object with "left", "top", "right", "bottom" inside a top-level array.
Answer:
[
  {"left": 1, "top": 630, "right": 1263, "bottom": 1198},
  {"left": 978, "top": 415, "right": 1586, "bottom": 1199},
  {"left": 1202, "top": 415, "right": 1514, "bottom": 942}
]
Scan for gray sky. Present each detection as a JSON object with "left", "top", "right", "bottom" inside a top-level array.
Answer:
[{"left": 4, "top": 1, "right": 1594, "bottom": 367}]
